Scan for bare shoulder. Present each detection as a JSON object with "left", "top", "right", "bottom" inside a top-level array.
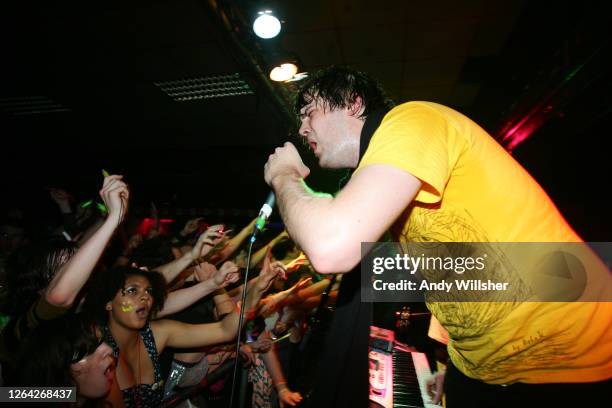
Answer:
[{"left": 150, "top": 319, "right": 183, "bottom": 350}]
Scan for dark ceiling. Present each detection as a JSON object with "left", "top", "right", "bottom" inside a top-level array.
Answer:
[{"left": 1, "top": 0, "right": 610, "bottom": 239}]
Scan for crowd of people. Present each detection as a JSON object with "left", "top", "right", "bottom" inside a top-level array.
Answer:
[
  {"left": 2, "top": 64, "right": 610, "bottom": 408},
  {"left": 0, "top": 174, "right": 339, "bottom": 407}
]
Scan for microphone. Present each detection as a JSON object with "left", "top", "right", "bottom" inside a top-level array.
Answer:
[{"left": 253, "top": 191, "right": 275, "bottom": 237}]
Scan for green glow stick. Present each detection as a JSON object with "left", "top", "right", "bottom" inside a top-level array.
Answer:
[
  {"left": 272, "top": 332, "right": 292, "bottom": 343},
  {"left": 96, "top": 202, "right": 108, "bottom": 213}
]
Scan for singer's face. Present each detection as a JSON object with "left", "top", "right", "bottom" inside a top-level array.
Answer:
[{"left": 298, "top": 99, "right": 360, "bottom": 169}]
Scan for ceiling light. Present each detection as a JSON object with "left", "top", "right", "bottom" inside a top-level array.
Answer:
[
  {"left": 253, "top": 10, "right": 281, "bottom": 39},
  {"left": 269, "top": 63, "right": 298, "bottom": 82}
]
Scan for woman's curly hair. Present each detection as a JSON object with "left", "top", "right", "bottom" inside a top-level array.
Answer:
[{"left": 81, "top": 266, "right": 167, "bottom": 325}]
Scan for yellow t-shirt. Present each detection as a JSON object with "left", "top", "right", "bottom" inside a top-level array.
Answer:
[{"left": 356, "top": 101, "right": 612, "bottom": 384}]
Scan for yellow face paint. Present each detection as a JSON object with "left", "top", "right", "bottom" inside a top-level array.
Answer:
[{"left": 120, "top": 302, "right": 134, "bottom": 313}]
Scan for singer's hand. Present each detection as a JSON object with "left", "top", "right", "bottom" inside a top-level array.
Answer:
[{"left": 264, "top": 142, "right": 310, "bottom": 187}]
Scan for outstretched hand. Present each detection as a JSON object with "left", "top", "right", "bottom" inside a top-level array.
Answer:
[
  {"left": 191, "top": 224, "right": 225, "bottom": 261},
  {"left": 49, "top": 188, "right": 72, "bottom": 214},
  {"left": 182, "top": 217, "right": 204, "bottom": 236},
  {"left": 261, "top": 275, "right": 312, "bottom": 315},
  {"left": 284, "top": 252, "right": 309, "bottom": 274},
  {"left": 290, "top": 276, "right": 312, "bottom": 293},
  {"left": 214, "top": 261, "right": 241, "bottom": 288},
  {"left": 256, "top": 249, "right": 286, "bottom": 295},
  {"left": 193, "top": 262, "right": 217, "bottom": 282},
  {"left": 49, "top": 188, "right": 72, "bottom": 204},
  {"left": 247, "top": 331, "right": 273, "bottom": 353}
]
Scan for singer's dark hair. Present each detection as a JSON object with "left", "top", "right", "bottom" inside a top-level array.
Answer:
[{"left": 295, "top": 66, "right": 394, "bottom": 118}]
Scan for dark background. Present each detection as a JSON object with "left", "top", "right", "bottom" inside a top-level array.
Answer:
[{"left": 1, "top": 0, "right": 610, "bottom": 240}]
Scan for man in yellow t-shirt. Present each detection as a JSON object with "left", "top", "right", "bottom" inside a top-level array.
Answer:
[{"left": 263, "top": 66, "right": 611, "bottom": 407}]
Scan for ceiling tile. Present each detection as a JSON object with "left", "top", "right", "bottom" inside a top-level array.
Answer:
[
  {"left": 450, "top": 83, "right": 482, "bottom": 107},
  {"left": 402, "top": 57, "right": 466, "bottom": 87},
  {"left": 331, "top": 0, "right": 409, "bottom": 28},
  {"left": 339, "top": 25, "right": 405, "bottom": 63},
  {"left": 351, "top": 61, "right": 404, "bottom": 90},
  {"left": 283, "top": 31, "right": 343, "bottom": 68},
  {"left": 275, "top": 0, "right": 335, "bottom": 32},
  {"left": 404, "top": 21, "right": 476, "bottom": 60},
  {"left": 398, "top": 85, "right": 455, "bottom": 105}
]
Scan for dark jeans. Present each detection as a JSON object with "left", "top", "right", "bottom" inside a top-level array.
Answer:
[{"left": 444, "top": 360, "right": 611, "bottom": 408}]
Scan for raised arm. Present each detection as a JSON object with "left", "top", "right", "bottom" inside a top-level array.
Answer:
[
  {"left": 48, "top": 188, "right": 79, "bottom": 237},
  {"left": 156, "top": 261, "right": 240, "bottom": 318},
  {"left": 212, "top": 288, "right": 235, "bottom": 317},
  {"left": 261, "top": 345, "right": 303, "bottom": 407},
  {"left": 264, "top": 142, "right": 421, "bottom": 274},
  {"left": 259, "top": 276, "right": 314, "bottom": 316},
  {"left": 225, "top": 252, "right": 287, "bottom": 301},
  {"left": 44, "top": 175, "right": 129, "bottom": 308},
  {"left": 212, "top": 217, "right": 258, "bottom": 263},
  {"left": 250, "top": 229, "right": 289, "bottom": 268},
  {"left": 154, "top": 252, "right": 283, "bottom": 349},
  {"left": 154, "top": 225, "right": 225, "bottom": 283},
  {"left": 153, "top": 312, "right": 240, "bottom": 349}
]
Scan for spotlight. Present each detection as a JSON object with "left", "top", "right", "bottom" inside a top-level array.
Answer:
[
  {"left": 269, "top": 63, "right": 298, "bottom": 82},
  {"left": 253, "top": 10, "right": 281, "bottom": 39}
]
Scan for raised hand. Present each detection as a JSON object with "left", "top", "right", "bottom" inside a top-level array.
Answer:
[
  {"left": 190, "top": 224, "right": 225, "bottom": 261},
  {"left": 126, "top": 234, "right": 143, "bottom": 251},
  {"left": 99, "top": 175, "right": 129, "bottom": 225},
  {"left": 290, "top": 276, "right": 313, "bottom": 293},
  {"left": 181, "top": 217, "right": 204, "bottom": 237},
  {"left": 256, "top": 250, "right": 286, "bottom": 295},
  {"left": 214, "top": 261, "right": 240, "bottom": 288},
  {"left": 260, "top": 275, "right": 312, "bottom": 315},
  {"left": 193, "top": 262, "right": 218, "bottom": 282},
  {"left": 284, "top": 252, "right": 309, "bottom": 274},
  {"left": 247, "top": 331, "right": 273, "bottom": 353},
  {"left": 49, "top": 188, "right": 73, "bottom": 213}
]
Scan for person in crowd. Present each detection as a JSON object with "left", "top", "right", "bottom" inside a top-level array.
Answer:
[
  {"left": 81, "top": 253, "right": 283, "bottom": 407},
  {"left": 0, "top": 174, "right": 129, "bottom": 369},
  {"left": 13, "top": 313, "right": 116, "bottom": 407}
]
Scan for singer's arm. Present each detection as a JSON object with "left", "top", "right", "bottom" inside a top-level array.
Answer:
[{"left": 269, "top": 162, "right": 421, "bottom": 274}]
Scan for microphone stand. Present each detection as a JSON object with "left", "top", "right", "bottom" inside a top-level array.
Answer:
[{"left": 228, "top": 228, "right": 261, "bottom": 408}]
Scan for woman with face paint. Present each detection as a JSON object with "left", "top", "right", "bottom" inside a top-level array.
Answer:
[{"left": 83, "top": 259, "right": 284, "bottom": 408}]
